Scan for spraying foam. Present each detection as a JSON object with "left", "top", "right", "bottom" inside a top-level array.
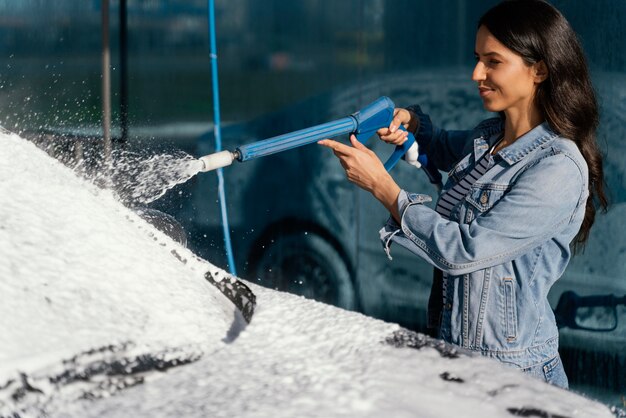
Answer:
[{"left": 101, "top": 150, "right": 205, "bottom": 205}]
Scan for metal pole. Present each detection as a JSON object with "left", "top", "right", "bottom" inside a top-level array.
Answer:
[
  {"left": 101, "top": 0, "right": 112, "bottom": 164},
  {"left": 120, "top": 0, "right": 129, "bottom": 144}
]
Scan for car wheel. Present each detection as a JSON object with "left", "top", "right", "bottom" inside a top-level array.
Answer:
[{"left": 249, "top": 231, "right": 356, "bottom": 310}]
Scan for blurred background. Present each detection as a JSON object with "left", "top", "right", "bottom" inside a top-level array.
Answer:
[{"left": 0, "top": 0, "right": 624, "bottom": 408}]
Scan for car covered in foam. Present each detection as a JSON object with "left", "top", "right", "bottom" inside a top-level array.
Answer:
[{"left": 0, "top": 127, "right": 618, "bottom": 417}]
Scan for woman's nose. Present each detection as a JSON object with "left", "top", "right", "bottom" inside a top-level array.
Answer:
[{"left": 472, "top": 62, "right": 486, "bottom": 82}]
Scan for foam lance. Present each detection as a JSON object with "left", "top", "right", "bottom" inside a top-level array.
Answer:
[{"left": 198, "top": 96, "right": 442, "bottom": 188}]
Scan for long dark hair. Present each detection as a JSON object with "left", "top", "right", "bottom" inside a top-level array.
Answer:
[{"left": 479, "top": 0, "right": 608, "bottom": 251}]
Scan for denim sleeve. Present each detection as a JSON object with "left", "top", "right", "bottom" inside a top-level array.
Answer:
[
  {"left": 380, "top": 153, "right": 587, "bottom": 276},
  {"left": 406, "top": 104, "right": 476, "bottom": 172}
]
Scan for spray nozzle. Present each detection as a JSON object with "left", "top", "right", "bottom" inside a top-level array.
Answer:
[
  {"left": 199, "top": 151, "right": 236, "bottom": 172},
  {"left": 198, "top": 150, "right": 237, "bottom": 172}
]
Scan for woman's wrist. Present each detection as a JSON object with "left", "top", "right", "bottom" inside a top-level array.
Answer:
[{"left": 372, "top": 175, "right": 402, "bottom": 223}]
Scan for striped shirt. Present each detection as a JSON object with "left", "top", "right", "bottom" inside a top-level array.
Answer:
[
  {"left": 435, "top": 152, "right": 492, "bottom": 218},
  {"left": 435, "top": 135, "right": 502, "bottom": 219},
  {"left": 434, "top": 134, "right": 502, "bottom": 309}
]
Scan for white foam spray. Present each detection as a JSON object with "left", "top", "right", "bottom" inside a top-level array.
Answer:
[{"left": 106, "top": 150, "right": 205, "bottom": 205}]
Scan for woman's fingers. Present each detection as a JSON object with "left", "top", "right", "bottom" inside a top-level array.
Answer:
[
  {"left": 377, "top": 129, "right": 409, "bottom": 145},
  {"left": 376, "top": 108, "right": 412, "bottom": 145},
  {"left": 391, "top": 108, "right": 411, "bottom": 131},
  {"left": 318, "top": 138, "right": 353, "bottom": 156},
  {"left": 319, "top": 135, "right": 391, "bottom": 195},
  {"left": 318, "top": 128, "right": 401, "bottom": 217},
  {"left": 349, "top": 134, "right": 373, "bottom": 152}
]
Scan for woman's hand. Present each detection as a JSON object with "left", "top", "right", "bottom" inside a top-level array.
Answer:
[
  {"left": 318, "top": 135, "right": 401, "bottom": 223},
  {"left": 376, "top": 108, "right": 418, "bottom": 145}
]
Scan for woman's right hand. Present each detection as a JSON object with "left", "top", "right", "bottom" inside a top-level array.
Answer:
[{"left": 376, "top": 108, "right": 417, "bottom": 145}]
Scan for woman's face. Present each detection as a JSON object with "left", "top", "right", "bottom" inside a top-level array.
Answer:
[{"left": 472, "top": 25, "right": 544, "bottom": 115}]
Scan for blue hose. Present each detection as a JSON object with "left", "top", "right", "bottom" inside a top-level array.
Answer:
[{"left": 208, "top": 0, "right": 236, "bottom": 276}]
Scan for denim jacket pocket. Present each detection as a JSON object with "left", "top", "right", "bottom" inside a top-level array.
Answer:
[
  {"left": 465, "top": 185, "right": 507, "bottom": 213},
  {"left": 455, "top": 185, "right": 507, "bottom": 225},
  {"left": 503, "top": 277, "right": 518, "bottom": 341}
]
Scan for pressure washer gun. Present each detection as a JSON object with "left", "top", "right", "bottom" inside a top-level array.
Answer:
[{"left": 198, "top": 96, "right": 443, "bottom": 189}]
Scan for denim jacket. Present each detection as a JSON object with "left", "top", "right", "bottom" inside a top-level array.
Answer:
[{"left": 380, "top": 108, "right": 589, "bottom": 369}]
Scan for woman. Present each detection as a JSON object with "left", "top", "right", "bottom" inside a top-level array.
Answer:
[{"left": 319, "top": 0, "right": 607, "bottom": 389}]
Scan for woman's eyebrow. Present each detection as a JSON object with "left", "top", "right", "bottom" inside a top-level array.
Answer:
[{"left": 474, "top": 51, "right": 505, "bottom": 58}]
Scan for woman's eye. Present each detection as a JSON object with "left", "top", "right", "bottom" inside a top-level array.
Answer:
[{"left": 489, "top": 60, "right": 501, "bottom": 65}]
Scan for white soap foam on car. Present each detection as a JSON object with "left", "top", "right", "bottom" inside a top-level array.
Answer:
[{"left": 0, "top": 130, "right": 236, "bottom": 375}]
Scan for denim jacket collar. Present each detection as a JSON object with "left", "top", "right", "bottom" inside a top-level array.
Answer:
[
  {"left": 472, "top": 120, "right": 558, "bottom": 165},
  {"left": 494, "top": 122, "right": 558, "bottom": 165}
]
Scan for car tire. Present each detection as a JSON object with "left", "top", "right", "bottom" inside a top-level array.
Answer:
[{"left": 248, "top": 231, "right": 356, "bottom": 310}]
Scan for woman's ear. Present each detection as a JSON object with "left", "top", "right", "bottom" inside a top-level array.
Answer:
[{"left": 534, "top": 60, "right": 549, "bottom": 83}]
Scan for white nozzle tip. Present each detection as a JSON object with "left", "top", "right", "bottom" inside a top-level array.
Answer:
[
  {"left": 199, "top": 151, "right": 235, "bottom": 172},
  {"left": 403, "top": 142, "right": 421, "bottom": 168}
]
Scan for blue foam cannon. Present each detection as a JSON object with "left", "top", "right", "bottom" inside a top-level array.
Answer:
[{"left": 198, "top": 96, "right": 442, "bottom": 188}]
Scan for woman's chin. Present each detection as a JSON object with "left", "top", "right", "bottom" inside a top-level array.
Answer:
[{"left": 481, "top": 100, "right": 502, "bottom": 113}]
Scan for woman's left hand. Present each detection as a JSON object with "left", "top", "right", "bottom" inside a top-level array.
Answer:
[{"left": 318, "top": 135, "right": 401, "bottom": 222}]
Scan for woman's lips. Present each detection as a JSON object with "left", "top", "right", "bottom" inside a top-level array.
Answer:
[{"left": 478, "top": 87, "right": 495, "bottom": 98}]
